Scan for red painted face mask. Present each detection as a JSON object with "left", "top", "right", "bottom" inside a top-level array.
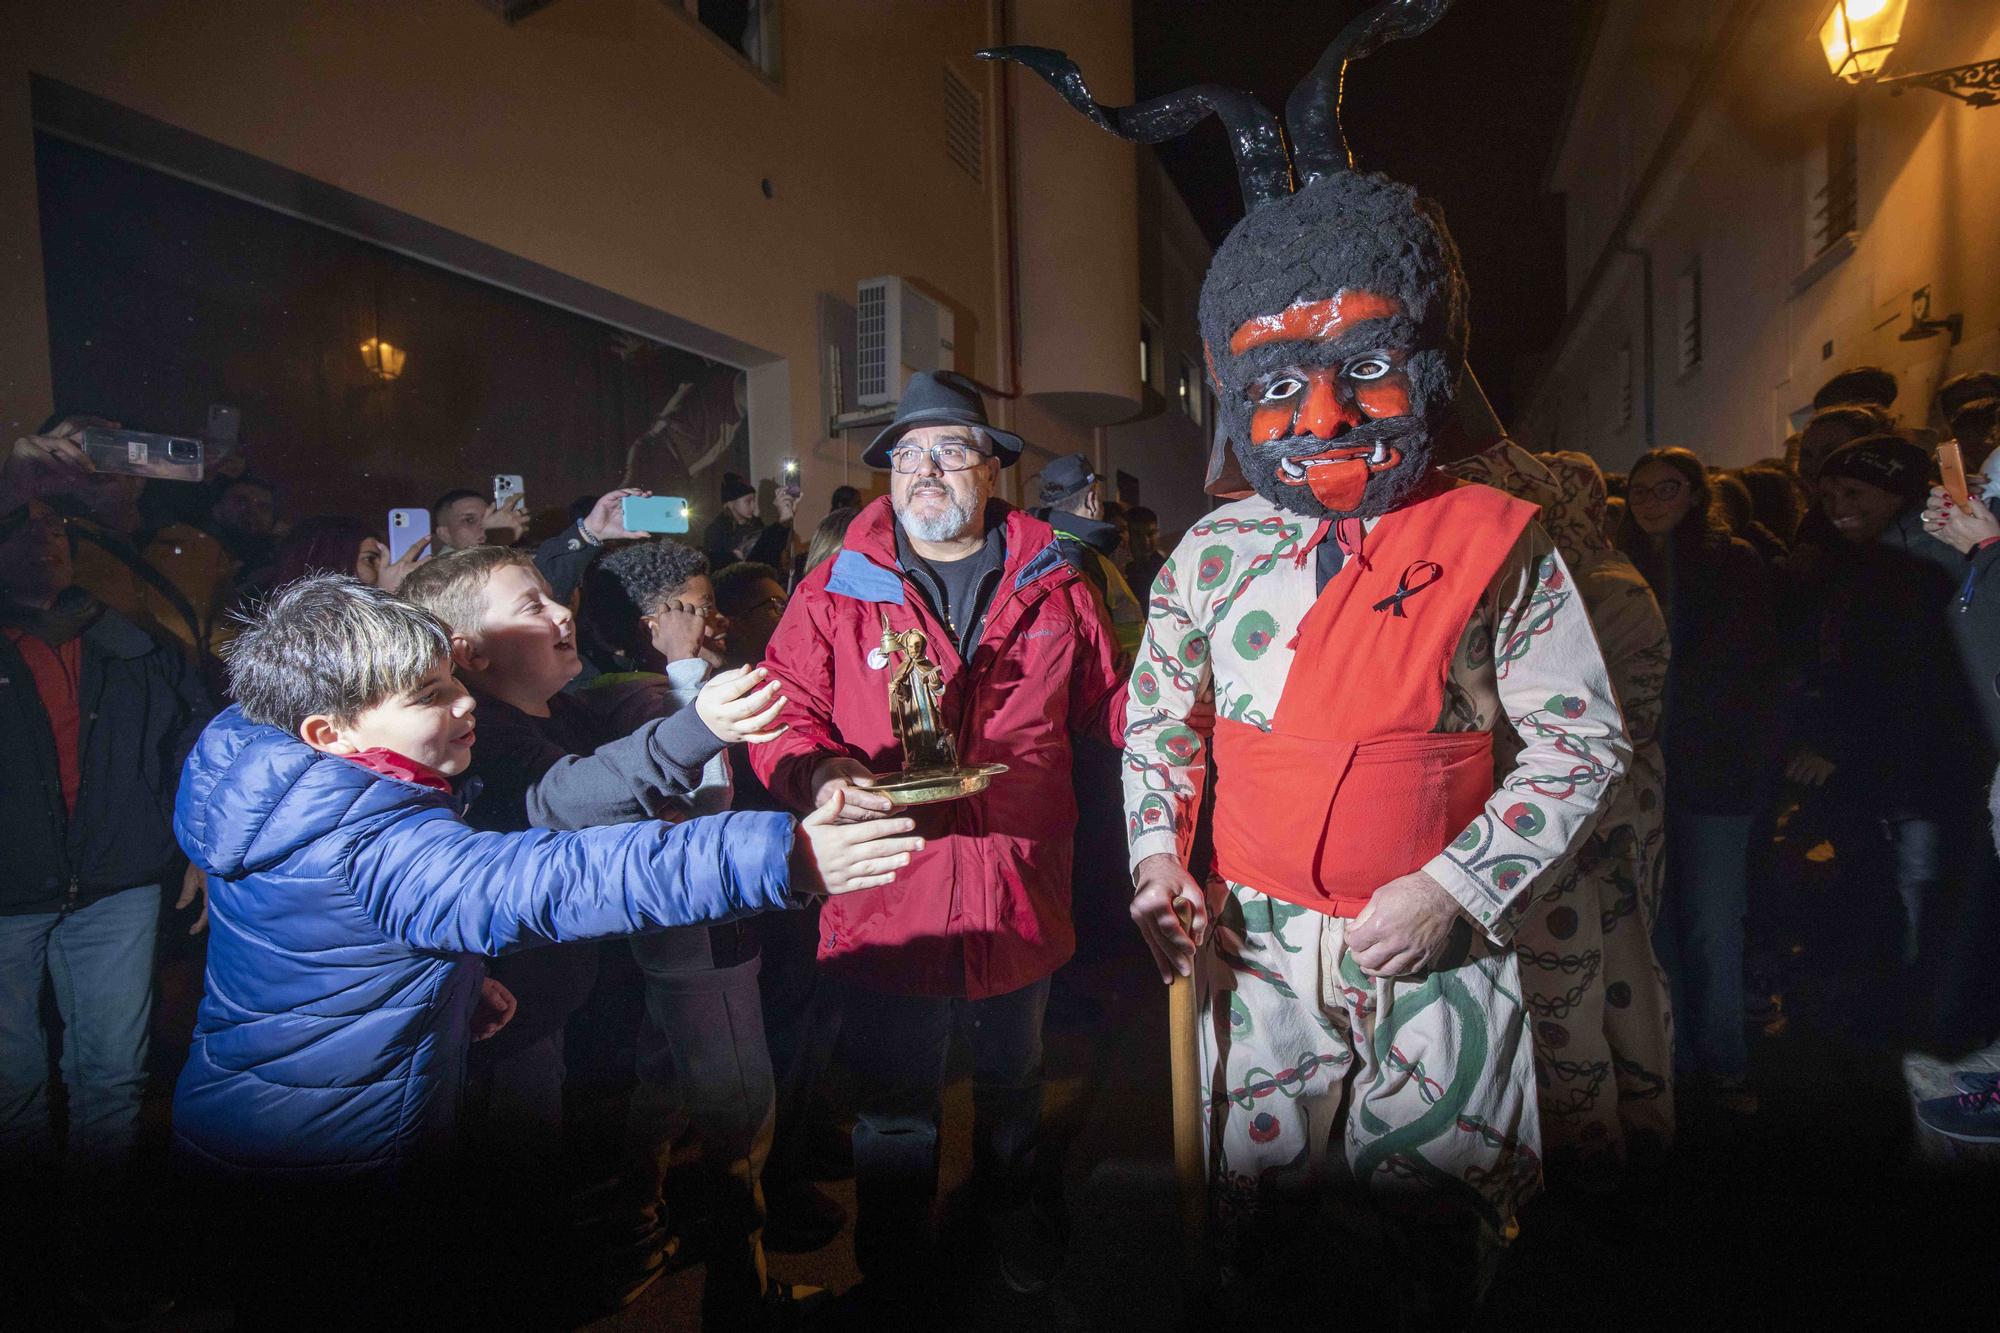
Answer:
[{"left": 1226, "top": 292, "right": 1416, "bottom": 513}]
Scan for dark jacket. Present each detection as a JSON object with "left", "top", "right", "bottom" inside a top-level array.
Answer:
[
  {"left": 1945, "top": 536, "right": 2000, "bottom": 754},
  {"left": 533, "top": 519, "right": 601, "bottom": 605},
  {"left": 0, "top": 593, "right": 210, "bottom": 915},
  {"left": 170, "top": 706, "right": 798, "bottom": 1186},
  {"left": 1795, "top": 509, "right": 1991, "bottom": 805},
  {"left": 704, "top": 514, "right": 792, "bottom": 578},
  {"left": 1627, "top": 526, "right": 1780, "bottom": 815},
  {"left": 1035, "top": 509, "right": 1120, "bottom": 597},
  {"left": 458, "top": 672, "right": 732, "bottom": 1057}
]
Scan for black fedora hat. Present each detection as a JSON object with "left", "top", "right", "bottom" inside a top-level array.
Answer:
[{"left": 862, "top": 371, "right": 1024, "bottom": 470}]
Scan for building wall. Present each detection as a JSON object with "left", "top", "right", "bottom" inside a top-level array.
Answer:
[
  {"left": 1, "top": 0, "right": 1166, "bottom": 523},
  {"left": 1102, "top": 148, "right": 1211, "bottom": 541},
  {"left": 1533, "top": 0, "right": 2000, "bottom": 472}
]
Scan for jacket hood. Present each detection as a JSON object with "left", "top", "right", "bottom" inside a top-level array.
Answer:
[
  {"left": 1042, "top": 510, "right": 1121, "bottom": 556},
  {"left": 175, "top": 705, "right": 446, "bottom": 879}
]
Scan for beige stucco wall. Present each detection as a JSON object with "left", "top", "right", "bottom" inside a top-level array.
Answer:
[
  {"left": 1535, "top": 1, "right": 2000, "bottom": 471},
  {"left": 3, "top": 0, "right": 1148, "bottom": 517}
]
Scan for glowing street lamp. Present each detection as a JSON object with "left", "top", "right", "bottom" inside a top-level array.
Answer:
[
  {"left": 1819, "top": 0, "right": 2000, "bottom": 107},
  {"left": 360, "top": 336, "right": 407, "bottom": 381},
  {"left": 1820, "top": 0, "right": 1907, "bottom": 83}
]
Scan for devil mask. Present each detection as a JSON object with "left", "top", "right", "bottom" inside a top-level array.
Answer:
[
  {"left": 984, "top": 0, "right": 1462, "bottom": 520},
  {"left": 1199, "top": 172, "right": 1465, "bottom": 519}
]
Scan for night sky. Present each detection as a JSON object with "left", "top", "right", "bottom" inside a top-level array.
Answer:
[{"left": 1134, "top": 0, "right": 1592, "bottom": 426}]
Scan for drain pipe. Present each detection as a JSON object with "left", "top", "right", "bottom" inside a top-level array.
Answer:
[{"left": 1614, "top": 241, "right": 1657, "bottom": 448}]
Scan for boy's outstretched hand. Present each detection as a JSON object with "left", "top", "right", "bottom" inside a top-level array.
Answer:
[
  {"left": 792, "top": 789, "right": 924, "bottom": 895},
  {"left": 471, "top": 977, "right": 517, "bottom": 1042},
  {"left": 697, "top": 665, "right": 788, "bottom": 743}
]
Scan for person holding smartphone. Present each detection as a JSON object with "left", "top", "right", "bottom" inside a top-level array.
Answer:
[{"left": 702, "top": 473, "right": 797, "bottom": 581}]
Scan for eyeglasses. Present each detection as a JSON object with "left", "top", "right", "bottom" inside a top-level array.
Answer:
[
  {"left": 741, "top": 595, "right": 788, "bottom": 618},
  {"left": 889, "top": 441, "right": 991, "bottom": 474},
  {"left": 1628, "top": 478, "right": 1688, "bottom": 503}
]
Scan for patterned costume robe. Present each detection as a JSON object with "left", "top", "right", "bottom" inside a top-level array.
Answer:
[
  {"left": 1444, "top": 444, "right": 1675, "bottom": 1179},
  {"left": 1122, "top": 483, "right": 1630, "bottom": 1251}
]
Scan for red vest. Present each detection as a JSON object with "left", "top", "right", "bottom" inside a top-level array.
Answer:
[{"left": 1210, "top": 480, "right": 1539, "bottom": 917}]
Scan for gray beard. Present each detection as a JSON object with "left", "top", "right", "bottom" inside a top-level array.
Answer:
[{"left": 895, "top": 488, "right": 978, "bottom": 544}]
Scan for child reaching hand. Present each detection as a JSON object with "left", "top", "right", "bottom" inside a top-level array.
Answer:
[{"left": 170, "top": 573, "right": 915, "bottom": 1198}]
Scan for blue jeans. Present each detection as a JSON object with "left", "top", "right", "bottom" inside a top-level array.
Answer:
[
  {"left": 1656, "top": 814, "right": 1751, "bottom": 1081},
  {"left": 843, "top": 977, "right": 1050, "bottom": 1291},
  {"left": 1888, "top": 817, "right": 1942, "bottom": 966},
  {"left": 0, "top": 884, "right": 161, "bottom": 1191}
]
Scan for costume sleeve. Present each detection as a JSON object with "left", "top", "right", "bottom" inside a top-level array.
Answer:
[
  {"left": 348, "top": 805, "right": 798, "bottom": 954},
  {"left": 1121, "top": 540, "right": 1210, "bottom": 875},
  {"left": 1579, "top": 562, "right": 1669, "bottom": 750},
  {"left": 748, "top": 593, "right": 850, "bottom": 814},
  {"left": 1067, "top": 581, "right": 1130, "bottom": 750},
  {"left": 1423, "top": 525, "right": 1631, "bottom": 944}
]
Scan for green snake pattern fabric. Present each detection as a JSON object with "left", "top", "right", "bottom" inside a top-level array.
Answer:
[{"left": 1203, "top": 883, "right": 1543, "bottom": 1251}]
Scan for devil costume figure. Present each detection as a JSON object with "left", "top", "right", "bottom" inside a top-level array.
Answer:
[{"left": 992, "top": 1, "right": 1631, "bottom": 1298}]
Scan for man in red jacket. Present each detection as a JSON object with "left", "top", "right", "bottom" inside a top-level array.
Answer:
[{"left": 750, "top": 371, "right": 1125, "bottom": 1308}]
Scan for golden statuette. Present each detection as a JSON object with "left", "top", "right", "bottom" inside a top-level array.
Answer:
[{"left": 870, "top": 610, "right": 1006, "bottom": 806}]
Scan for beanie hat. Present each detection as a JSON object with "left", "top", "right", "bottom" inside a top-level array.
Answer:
[
  {"left": 720, "top": 473, "right": 755, "bottom": 503},
  {"left": 1819, "top": 434, "right": 1933, "bottom": 505}
]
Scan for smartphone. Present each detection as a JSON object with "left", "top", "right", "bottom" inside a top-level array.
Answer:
[
  {"left": 492, "top": 473, "right": 525, "bottom": 514},
  {"left": 783, "top": 457, "right": 801, "bottom": 499},
  {"left": 204, "top": 404, "right": 241, "bottom": 453},
  {"left": 387, "top": 507, "right": 431, "bottom": 563},
  {"left": 79, "top": 427, "right": 204, "bottom": 482},
  {"left": 1938, "top": 441, "right": 1971, "bottom": 507},
  {"left": 622, "top": 495, "right": 691, "bottom": 535}
]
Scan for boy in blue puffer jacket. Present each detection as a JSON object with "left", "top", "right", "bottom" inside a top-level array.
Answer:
[{"left": 170, "top": 574, "right": 918, "bottom": 1195}]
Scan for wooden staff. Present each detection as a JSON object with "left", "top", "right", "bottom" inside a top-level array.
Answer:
[{"left": 1170, "top": 899, "right": 1207, "bottom": 1273}]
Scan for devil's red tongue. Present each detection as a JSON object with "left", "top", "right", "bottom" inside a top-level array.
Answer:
[{"left": 1305, "top": 458, "right": 1370, "bottom": 512}]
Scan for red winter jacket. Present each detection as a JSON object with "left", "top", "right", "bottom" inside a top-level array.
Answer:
[{"left": 750, "top": 497, "right": 1126, "bottom": 998}]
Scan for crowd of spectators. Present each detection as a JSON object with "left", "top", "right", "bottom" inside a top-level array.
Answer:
[
  {"left": 0, "top": 394, "right": 1182, "bottom": 1327},
  {"left": 6, "top": 357, "right": 2000, "bottom": 1326},
  {"left": 1590, "top": 366, "right": 2000, "bottom": 1126}
]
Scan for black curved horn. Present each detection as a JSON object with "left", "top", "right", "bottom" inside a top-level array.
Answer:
[
  {"left": 1285, "top": 0, "right": 1454, "bottom": 185},
  {"left": 978, "top": 45, "right": 1292, "bottom": 212}
]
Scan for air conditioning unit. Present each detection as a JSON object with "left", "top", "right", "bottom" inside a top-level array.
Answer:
[{"left": 855, "top": 276, "right": 956, "bottom": 408}]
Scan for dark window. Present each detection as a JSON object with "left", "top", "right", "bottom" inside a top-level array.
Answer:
[
  {"left": 1814, "top": 100, "right": 1859, "bottom": 254},
  {"left": 682, "top": 0, "right": 778, "bottom": 78}
]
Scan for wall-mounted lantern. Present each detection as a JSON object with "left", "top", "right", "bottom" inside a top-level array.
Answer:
[
  {"left": 360, "top": 336, "right": 407, "bottom": 381},
  {"left": 1821, "top": 1, "right": 2000, "bottom": 107},
  {"left": 1897, "top": 285, "right": 1963, "bottom": 346}
]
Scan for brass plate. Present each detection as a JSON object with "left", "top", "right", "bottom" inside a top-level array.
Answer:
[{"left": 871, "top": 763, "right": 1009, "bottom": 807}]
